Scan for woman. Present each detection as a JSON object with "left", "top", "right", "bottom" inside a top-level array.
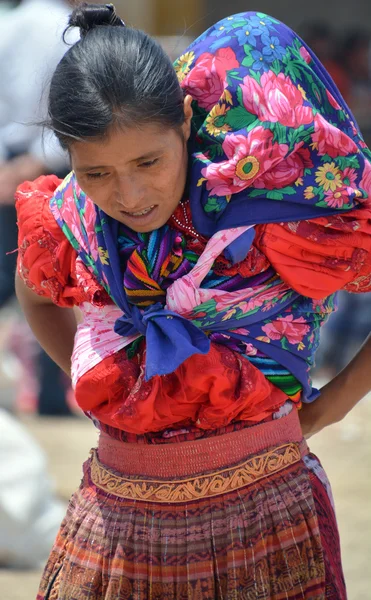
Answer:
[{"left": 15, "top": 5, "right": 371, "bottom": 599}]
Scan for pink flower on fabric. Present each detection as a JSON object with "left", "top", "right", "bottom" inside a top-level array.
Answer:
[
  {"left": 342, "top": 167, "right": 358, "bottom": 187},
  {"left": 60, "top": 197, "right": 87, "bottom": 250},
  {"left": 50, "top": 198, "right": 61, "bottom": 224},
  {"left": 201, "top": 126, "right": 289, "bottom": 196},
  {"left": 254, "top": 147, "right": 314, "bottom": 189},
  {"left": 231, "top": 327, "right": 250, "bottom": 335},
  {"left": 83, "top": 199, "right": 99, "bottom": 261},
  {"left": 182, "top": 48, "right": 239, "bottom": 110},
  {"left": 241, "top": 71, "right": 313, "bottom": 127},
  {"left": 237, "top": 298, "right": 264, "bottom": 313},
  {"left": 324, "top": 186, "right": 351, "bottom": 208},
  {"left": 213, "top": 292, "right": 255, "bottom": 317},
  {"left": 262, "top": 315, "right": 310, "bottom": 345},
  {"left": 244, "top": 343, "right": 258, "bottom": 356},
  {"left": 252, "top": 288, "right": 285, "bottom": 312},
  {"left": 311, "top": 113, "right": 358, "bottom": 158},
  {"left": 299, "top": 46, "right": 312, "bottom": 64},
  {"left": 326, "top": 89, "right": 341, "bottom": 110},
  {"left": 360, "top": 160, "right": 371, "bottom": 198},
  {"left": 350, "top": 121, "right": 358, "bottom": 137}
]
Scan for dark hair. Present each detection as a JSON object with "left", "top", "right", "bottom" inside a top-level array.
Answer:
[{"left": 47, "top": 3, "right": 185, "bottom": 148}]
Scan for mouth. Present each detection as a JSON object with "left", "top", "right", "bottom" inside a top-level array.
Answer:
[
  {"left": 123, "top": 205, "right": 155, "bottom": 217},
  {"left": 119, "top": 205, "right": 158, "bottom": 226}
]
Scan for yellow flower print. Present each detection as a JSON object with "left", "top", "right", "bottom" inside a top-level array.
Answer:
[
  {"left": 235, "top": 156, "right": 260, "bottom": 181},
  {"left": 98, "top": 247, "right": 109, "bottom": 265},
  {"left": 298, "top": 85, "right": 307, "bottom": 100},
  {"left": 295, "top": 177, "right": 304, "bottom": 187},
  {"left": 304, "top": 186, "right": 315, "bottom": 199},
  {"left": 174, "top": 51, "right": 195, "bottom": 83},
  {"left": 222, "top": 308, "right": 236, "bottom": 321},
  {"left": 315, "top": 162, "right": 342, "bottom": 192},
  {"left": 205, "top": 104, "right": 232, "bottom": 136},
  {"left": 220, "top": 89, "right": 233, "bottom": 105}
]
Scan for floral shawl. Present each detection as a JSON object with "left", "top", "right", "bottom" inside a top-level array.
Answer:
[
  {"left": 50, "top": 11, "right": 371, "bottom": 403},
  {"left": 175, "top": 11, "right": 371, "bottom": 236}
]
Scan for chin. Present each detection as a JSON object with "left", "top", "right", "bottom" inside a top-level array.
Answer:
[{"left": 132, "top": 219, "right": 168, "bottom": 233}]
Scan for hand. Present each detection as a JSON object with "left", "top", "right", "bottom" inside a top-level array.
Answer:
[
  {"left": 299, "top": 398, "right": 330, "bottom": 440},
  {"left": 298, "top": 400, "right": 329, "bottom": 440},
  {"left": 299, "top": 377, "right": 348, "bottom": 439},
  {"left": 299, "top": 335, "right": 371, "bottom": 439}
]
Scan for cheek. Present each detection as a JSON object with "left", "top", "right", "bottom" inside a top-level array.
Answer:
[
  {"left": 152, "top": 165, "right": 180, "bottom": 194},
  {"left": 157, "top": 170, "right": 184, "bottom": 205},
  {"left": 167, "top": 154, "right": 187, "bottom": 191},
  {"left": 76, "top": 177, "right": 112, "bottom": 209}
]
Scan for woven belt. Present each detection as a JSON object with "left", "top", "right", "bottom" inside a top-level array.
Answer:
[{"left": 89, "top": 441, "right": 303, "bottom": 503}]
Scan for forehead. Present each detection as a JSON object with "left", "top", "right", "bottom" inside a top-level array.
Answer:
[{"left": 70, "top": 124, "right": 178, "bottom": 168}]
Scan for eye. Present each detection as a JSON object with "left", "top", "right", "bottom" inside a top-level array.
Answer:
[
  {"left": 139, "top": 158, "right": 159, "bottom": 169},
  {"left": 86, "top": 172, "right": 108, "bottom": 179}
]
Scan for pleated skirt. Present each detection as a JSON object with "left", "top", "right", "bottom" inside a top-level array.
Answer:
[{"left": 37, "top": 410, "right": 346, "bottom": 599}]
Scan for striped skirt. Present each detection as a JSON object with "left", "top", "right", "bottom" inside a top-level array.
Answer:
[{"left": 37, "top": 410, "right": 346, "bottom": 599}]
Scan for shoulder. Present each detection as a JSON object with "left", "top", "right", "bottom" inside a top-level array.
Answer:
[
  {"left": 16, "top": 174, "right": 111, "bottom": 307},
  {"left": 16, "top": 174, "right": 65, "bottom": 241},
  {"left": 16, "top": 175, "right": 77, "bottom": 305}
]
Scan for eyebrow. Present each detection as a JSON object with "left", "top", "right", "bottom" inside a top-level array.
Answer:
[
  {"left": 75, "top": 151, "right": 163, "bottom": 172},
  {"left": 75, "top": 165, "right": 109, "bottom": 173}
]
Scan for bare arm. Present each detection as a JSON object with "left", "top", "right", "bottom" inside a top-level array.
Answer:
[
  {"left": 15, "top": 274, "right": 78, "bottom": 378},
  {"left": 300, "top": 333, "right": 371, "bottom": 438}
]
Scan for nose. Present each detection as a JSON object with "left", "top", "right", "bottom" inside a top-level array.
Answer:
[{"left": 115, "top": 175, "right": 144, "bottom": 210}]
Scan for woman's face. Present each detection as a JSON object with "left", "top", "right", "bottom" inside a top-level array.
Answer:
[{"left": 70, "top": 96, "right": 193, "bottom": 232}]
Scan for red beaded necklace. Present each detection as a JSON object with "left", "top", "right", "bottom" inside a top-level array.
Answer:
[{"left": 169, "top": 199, "right": 206, "bottom": 241}]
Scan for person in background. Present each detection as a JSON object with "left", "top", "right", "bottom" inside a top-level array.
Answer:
[
  {"left": 0, "top": 0, "right": 77, "bottom": 415},
  {"left": 0, "top": 0, "right": 74, "bottom": 573}
]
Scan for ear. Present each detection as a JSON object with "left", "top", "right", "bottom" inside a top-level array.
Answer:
[{"left": 181, "top": 94, "right": 193, "bottom": 142}]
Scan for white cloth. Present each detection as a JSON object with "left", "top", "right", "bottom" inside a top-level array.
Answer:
[
  {"left": 0, "top": 409, "right": 65, "bottom": 568},
  {"left": 0, "top": 0, "right": 78, "bottom": 170}
]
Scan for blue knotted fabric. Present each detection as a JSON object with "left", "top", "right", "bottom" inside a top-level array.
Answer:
[{"left": 114, "top": 303, "right": 211, "bottom": 379}]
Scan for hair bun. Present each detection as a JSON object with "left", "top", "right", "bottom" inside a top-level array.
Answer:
[{"left": 68, "top": 3, "right": 125, "bottom": 38}]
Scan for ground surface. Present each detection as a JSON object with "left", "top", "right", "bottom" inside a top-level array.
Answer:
[{"left": 0, "top": 396, "right": 370, "bottom": 600}]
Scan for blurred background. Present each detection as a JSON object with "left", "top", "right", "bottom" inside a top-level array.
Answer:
[{"left": 0, "top": 0, "right": 370, "bottom": 598}]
